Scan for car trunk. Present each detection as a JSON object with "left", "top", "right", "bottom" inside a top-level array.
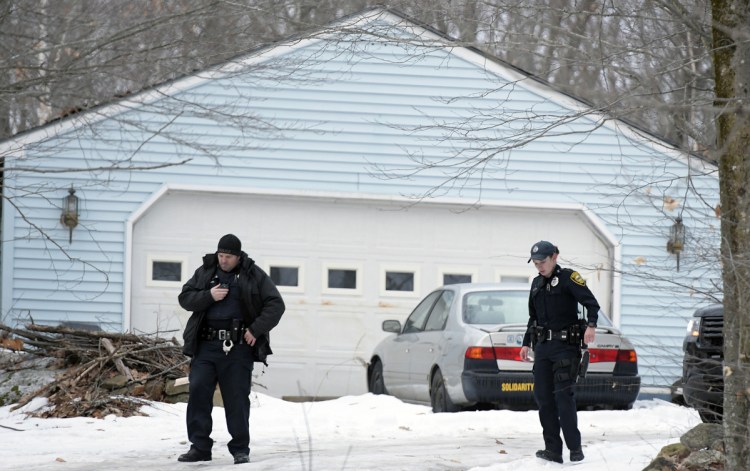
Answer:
[{"left": 487, "top": 326, "right": 626, "bottom": 374}]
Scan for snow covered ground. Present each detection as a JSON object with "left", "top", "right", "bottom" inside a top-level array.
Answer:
[{"left": 0, "top": 392, "right": 699, "bottom": 471}]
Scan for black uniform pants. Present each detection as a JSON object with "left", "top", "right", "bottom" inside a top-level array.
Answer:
[
  {"left": 186, "top": 339, "right": 254, "bottom": 455},
  {"left": 532, "top": 340, "right": 581, "bottom": 454}
]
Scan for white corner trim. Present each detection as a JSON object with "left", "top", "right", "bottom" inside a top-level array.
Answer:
[{"left": 122, "top": 184, "right": 171, "bottom": 332}]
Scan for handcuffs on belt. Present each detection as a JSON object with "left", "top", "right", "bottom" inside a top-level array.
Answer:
[{"left": 203, "top": 324, "right": 241, "bottom": 355}]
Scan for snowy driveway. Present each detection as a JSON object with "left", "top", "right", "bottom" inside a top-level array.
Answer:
[{"left": 0, "top": 393, "right": 698, "bottom": 471}]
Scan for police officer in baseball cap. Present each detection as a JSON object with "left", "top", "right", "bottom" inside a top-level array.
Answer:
[{"left": 520, "top": 240, "right": 599, "bottom": 464}]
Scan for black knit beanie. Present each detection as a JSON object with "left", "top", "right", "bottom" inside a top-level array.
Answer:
[{"left": 217, "top": 234, "right": 242, "bottom": 256}]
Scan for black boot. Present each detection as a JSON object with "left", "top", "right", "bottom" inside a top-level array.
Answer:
[
  {"left": 570, "top": 448, "right": 584, "bottom": 462},
  {"left": 535, "top": 449, "right": 563, "bottom": 463},
  {"left": 177, "top": 448, "right": 212, "bottom": 462},
  {"left": 233, "top": 452, "right": 250, "bottom": 464}
]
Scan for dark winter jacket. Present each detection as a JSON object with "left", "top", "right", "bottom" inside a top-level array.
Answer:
[
  {"left": 178, "top": 251, "right": 285, "bottom": 364},
  {"left": 522, "top": 265, "right": 600, "bottom": 347}
]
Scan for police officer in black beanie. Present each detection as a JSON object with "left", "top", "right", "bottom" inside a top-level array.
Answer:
[
  {"left": 519, "top": 241, "right": 599, "bottom": 464},
  {"left": 177, "top": 234, "right": 285, "bottom": 465}
]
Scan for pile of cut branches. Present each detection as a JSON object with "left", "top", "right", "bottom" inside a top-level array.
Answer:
[{"left": 0, "top": 323, "right": 189, "bottom": 418}]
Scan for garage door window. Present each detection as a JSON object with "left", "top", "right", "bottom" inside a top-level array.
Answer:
[
  {"left": 153, "top": 262, "right": 182, "bottom": 281},
  {"left": 438, "top": 267, "right": 477, "bottom": 286},
  {"left": 386, "top": 271, "right": 413, "bottom": 291},
  {"left": 271, "top": 266, "right": 299, "bottom": 286},
  {"left": 147, "top": 255, "right": 188, "bottom": 287},
  {"left": 381, "top": 264, "right": 420, "bottom": 297},
  {"left": 329, "top": 269, "right": 356, "bottom": 288},
  {"left": 323, "top": 263, "right": 361, "bottom": 294},
  {"left": 443, "top": 273, "right": 472, "bottom": 285},
  {"left": 266, "top": 261, "right": 304, "bottom": 293}
]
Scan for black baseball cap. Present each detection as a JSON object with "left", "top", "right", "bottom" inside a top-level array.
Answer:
[{"left": 528, "top": 240, "right": 558, "bottom": 262}]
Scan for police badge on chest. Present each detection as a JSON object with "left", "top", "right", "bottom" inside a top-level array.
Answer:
[{"left": 547, "top": 276, "right": 559, "bottom": 291}]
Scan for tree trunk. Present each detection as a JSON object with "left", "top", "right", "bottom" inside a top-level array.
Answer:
[{"left": 712, "top": 0, "right": 750, "bottom": 469}]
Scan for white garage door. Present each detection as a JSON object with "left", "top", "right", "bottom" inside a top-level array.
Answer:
[{"left": 130, "top": 190, "right": 612, "bottom": 399}]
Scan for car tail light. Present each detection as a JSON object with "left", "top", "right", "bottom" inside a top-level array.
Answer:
[
  {"left": 589, "top": 348, "right": 639, "bottom": 376},
  {"left": 589, "top": 349, "right": 617, "bottom": 363},
  {"left": 464, "top": 346, "right": 523, "bottom": 361},
  {"left": 617, "top": 349, "right": 637, "bottom": 363},
  {"left": 588, "top": 348, "right": 637, "bottom": 363},
  {"left": 493, "top": 346, "right": 524, "bottom": 361},
  {"left": 465, "top": 347, "right": 496, "bottom": 360},
  {"left": 613, "top": 348, "right": 638, "bottom": 376}
]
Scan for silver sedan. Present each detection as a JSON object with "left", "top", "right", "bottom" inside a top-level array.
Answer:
[{"left": 367, "top": 283, "right": 641, "bottom": 413}]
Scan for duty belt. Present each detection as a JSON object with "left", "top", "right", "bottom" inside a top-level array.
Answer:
[
  {"left": 201, "top": 326, "right": 246, "bottom": 343},
  {"left": 539, "top": 328, "right": 570, "bottom": 342},
  {"left": 534, "top": 326, "right": 582, "bottom": 345},
  {"left": 203, "top": 328, "right": 233, "bottom": 341}
]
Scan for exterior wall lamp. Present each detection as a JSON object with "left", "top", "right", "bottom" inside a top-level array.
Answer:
[
  {"left": 666, "top": 216, "right": 685, "bottom": 271},
  {"left": 60, "top": 186, "right": 79, "bottom": 243}
]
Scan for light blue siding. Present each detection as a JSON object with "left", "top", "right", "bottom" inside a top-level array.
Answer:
[{"left": 1, "top": 11, "right": 720, "bottom": 390}]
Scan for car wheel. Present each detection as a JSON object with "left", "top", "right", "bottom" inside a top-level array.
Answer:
[
  {"left": 430, "top": 370, "right": 459, "bottom": 413},
  {"left": 368, "top": 360, "right": 388, "bottom": 395}
]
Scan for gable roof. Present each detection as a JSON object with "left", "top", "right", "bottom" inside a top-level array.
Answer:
[{"left": 1, "top": 7, "right": 715, "bottom": 175}]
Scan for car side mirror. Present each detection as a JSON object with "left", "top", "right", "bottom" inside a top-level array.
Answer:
[{"left": 382, "top": 320, "right": 401, "bottom": 333}]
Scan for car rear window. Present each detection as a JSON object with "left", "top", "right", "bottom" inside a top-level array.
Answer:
[{"left": 462, "top": 290, "right": 529, "bottom": 324}]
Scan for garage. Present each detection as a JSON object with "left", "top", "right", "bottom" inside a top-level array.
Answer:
[{"left": 129, "top": 188, "right": 614, "bottom": 399}]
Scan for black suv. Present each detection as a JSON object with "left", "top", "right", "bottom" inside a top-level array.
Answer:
[{"left": 682, "top": 304, "right": 723, "bottom": 423}]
